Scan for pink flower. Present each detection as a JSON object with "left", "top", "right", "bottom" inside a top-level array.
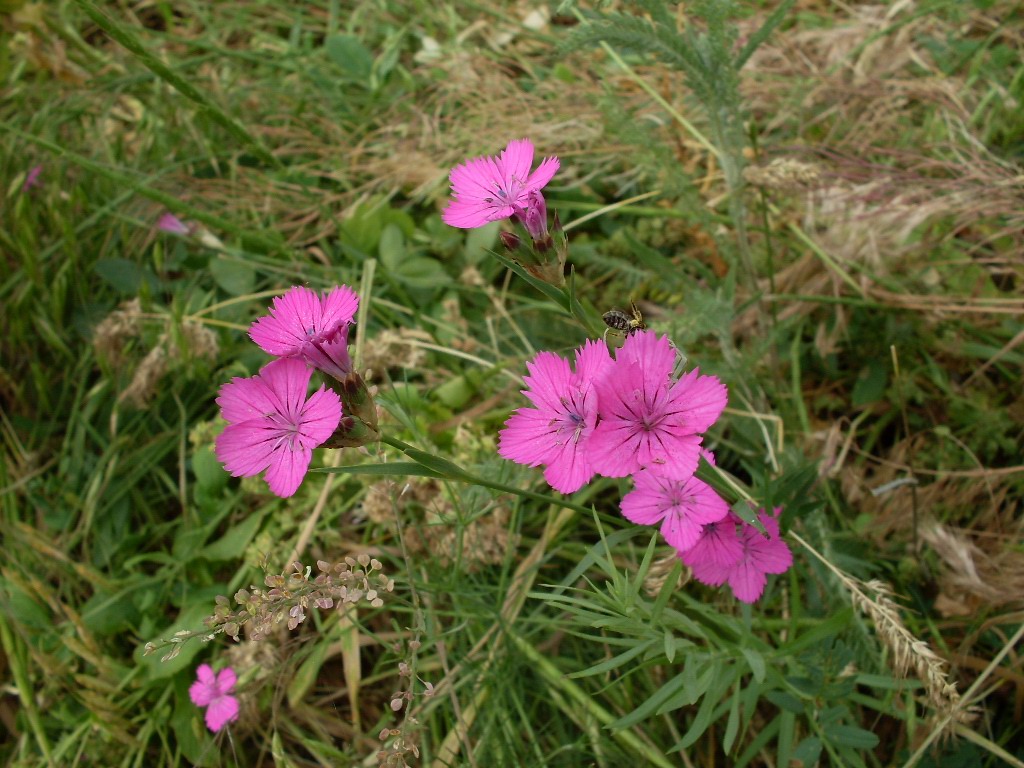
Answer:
[
  {"left": 442, "top": 139, "right": 560, "bottom": 229},
  {"left": 215, "top": 358, "right": 342, "bottom": 497},
  {"left": 620, "top": 470, "right": 730, "bottom": 552},
  {"left": 248, "top": 285, "right": 358, "bottom": 377},
  {"left": 588, "top": 331, "right": 728, "bottom": 479},
  {"left": 682, "top": 508, "right": 793, "bottom": 603},
  {"left": 157, "top": 212, "right": 191, "bottom": 235},
  {"left": 498, "top": 339, "right": 612, "bottom": 493},
  {"left": 22, "top": 165, "right": 43, "bottom": 192},
  {"left": 189, "top": 664, "right": 239, "bottom": 733}
]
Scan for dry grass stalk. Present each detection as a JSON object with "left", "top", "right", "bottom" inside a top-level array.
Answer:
[
  {"left": 643, "top": 550, "right": 688, "bottom": 597},
  {"left": 850, "top": 578, "right": 971, "bottom": 724},
  {"left": 791, "top": 531, "right": 972, "bottom": 729}
]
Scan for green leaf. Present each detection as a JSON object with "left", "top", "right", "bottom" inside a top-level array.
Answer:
[
  {"left": 94, "top": 257, "right": 158, "bottom": 294},
  {"left": 209, "top": 257, "right": 256, "bottom": 296},
  {"left": 201, "top": 512, "right": 264, "bottom": 561},
  {"left": 852, "top": 358, "right": 889, "bottom": 407},
  {"left": 609, "top": 671, "right": 687, "bottom": 730},
  {"left": 191, "top": 445, "right": 228, "bottom": 494},
  {"left": 740, "top": 647, "right": 766, "bottom": 683},
  {"left": 778, "top": 609, "right": 853, "bottom": 655},
  {"left": 765, "top": 689, "right": 804, "bottom": 713},
  {"left": 401, "top": 447, "right": 475, "bottom": 482},
  {"left": 569, "top": 638, "right": 656, "bottom": 679},
  {"left": 828, "top": 725, "right": 879, "bottom": 749},
  {"left": 378, "top": 223, "right": 406, "bottom": 270},
  {"left": 325, "top": 34, "right": 373, "bottom": 82},
  {"left": 730, "top": 500, "right": 767, "bottom": 536},
  {"left": 393, "top": 256, "right": 450, "bottom": 289},
  {"left": 490, "top": 249, "right": 569, "bottom": 310},
  {"left": 464, "top": 222, "right": 500, "bottom": 263},
  {"left": 792, "top": 736, "right": 823, "bottom": 764},
  {"left": 723, "top": 684, "right": 741, "bottom": 753},
  {"left": 288, "top": 641, "right": 328, "bottom": 707},
  {"left": 674, "top": 664, "right": 738, "bottom": 750}
]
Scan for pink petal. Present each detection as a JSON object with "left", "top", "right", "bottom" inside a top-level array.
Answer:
[
  {"left": 542, "top": 437, "right": 595, "bottom": 494},
  {"left": 263, "top": 443, "right": 313, "bottom": 497},
  {"left": 204, "top": 695, "right": 239, "bottom": 733},
  {"left": 573, "top": 339, "right": 613, "bottom": 385},
  {"left": 215, "top": 667, "right": 237, "bottom": 693},
  {"left": 297, "top": 387, "right": 343, "bottom": 447},
  {"left": 319, "top": 285, "right": 359, "bottom": 330},
  {"left": 217, "top": 375, "right": 277, "bottom": 425},
  {"left": 616, "top": 331, "right": 675, "bottom": 385},
  {"left": 157, "top": 212, "right": 190, "bottom": 235},
  {"left": 670, "top": 368, "right": 728, "bottom": 433},
  {"left": 189, "top": 665, "right": 217, "bottom": 706},
  {"left": 215, "top": 423, "right": 277, "bottom": 478},
  {"left": 520, "top": 352, "right": 574, "bottom": 413},
  {"left": 258, "top": 358, "right": 313, "bottom": 420},
  {"left": 587, "top": 419, "right": 644, "bottom": 478},
  {"left": 682, "top": 519, "right": 744, "bottom": 585},
  {"left": 498, "top": 139, "right": 535, "bottom": 190},
  {"left": 498, "top": 409, "right": 557, "bottom": 467},
  {"left": 728, "top": 560, "right": 769, "bottom": 603},
  {"left": 442, "top": 198, "right": 506, "bottom": 228},
  {"left": 524, "top": 156, "right": 560, "bottom": 192}
]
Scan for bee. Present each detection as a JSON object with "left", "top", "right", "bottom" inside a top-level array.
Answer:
[{"left": 602, "top": 301, "right": 646, "bottom": 337}]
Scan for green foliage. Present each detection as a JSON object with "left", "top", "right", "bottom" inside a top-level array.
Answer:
[{"left": 2, "top": 0, "right": 1022, "bottom": 766}]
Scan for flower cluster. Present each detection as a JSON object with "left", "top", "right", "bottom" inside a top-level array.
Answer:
[
  {"left": 498, "top": 330, "right": 792, "bottom": 602},
  {"left": 214, "top": 285, "right": 379, "bottom": 497}
]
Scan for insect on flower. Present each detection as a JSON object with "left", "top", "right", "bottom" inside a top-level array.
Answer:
[{"left": 602, "top": 301, "right": 646, "bottom": 337}]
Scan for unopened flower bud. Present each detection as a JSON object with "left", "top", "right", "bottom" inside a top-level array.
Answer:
[{"left": 499, "top": 231, "right": 521, "bottom": 251}]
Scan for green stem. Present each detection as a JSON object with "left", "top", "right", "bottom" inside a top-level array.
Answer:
[
  {"left": 507, "top": 631, "right": 677, "bottom": 768},
  {"left": 0, "top": 614, "right": 55, "bottom": 767},
  {"left": 378, "top": 435, "right": 597, "bottom": 517}
]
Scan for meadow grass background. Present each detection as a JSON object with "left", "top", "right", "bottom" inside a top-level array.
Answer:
[{"left": 2, "top": 0, "right": 1023, "bottom": 766}]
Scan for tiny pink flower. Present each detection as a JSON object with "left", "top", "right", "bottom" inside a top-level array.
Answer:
[
  {"left": 442, "top": 138, "right": 559, "bottom": 229},
  {"left": 498, "top": 339, "right": 612, "bottom": 493},
  {"left": 215, "top": 358, "right": 342, "bottom": 497},
  {"left": 682, "top": 508, "right": 793, "bottom": 603},
  {"left": 22, "top": 165, "right": 43, "bottom": 192},
  {"left": 189, "top": 664, "right": 239, "bottom": 733},
  {"left": 620, "top": 469, "right": 730, "bottom": 552},
  {"left": 588, "top": 331, "right": 728, "bottom": 479},
  {"left": 157, "top": 212, "right": 191, "bottom": 235},
  {"left": 248, "top": 285, "right": 358, "bottom": 376}
]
